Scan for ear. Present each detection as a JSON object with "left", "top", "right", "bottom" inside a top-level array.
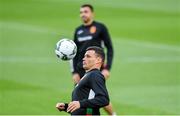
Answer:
[
  {"left": 96, "top": 57, "right": 102, "bottom": 64},
  {"left": 92, "top": 12, "right": 94, "bottom": 18}
]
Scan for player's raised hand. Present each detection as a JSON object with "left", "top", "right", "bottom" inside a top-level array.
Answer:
[
  {"left": 101, "top": 69, "right": 110, "bottom": 80},
  {"left": 67, "top": 101, "right": 80, "bottom": 113},
  {"left": 72, "top": 73, "right": 81, "bottom": 84}
]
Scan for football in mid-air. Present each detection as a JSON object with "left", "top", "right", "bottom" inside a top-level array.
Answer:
[{"left": 55, "top": 39, "right": 77, "bottom": 60}]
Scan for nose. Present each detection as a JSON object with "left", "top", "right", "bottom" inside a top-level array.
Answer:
[
  {"left": 81, "top": 13, "right": 85, "bottom": 17},
  {"left": 83, "top": 57, "right": 85, "bottom": 61},
  {"left": 80, "top": 11, "right": 84, "bottom": 15}
]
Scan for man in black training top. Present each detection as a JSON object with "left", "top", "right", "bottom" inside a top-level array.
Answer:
[
  {"left": 70, "top": 4, "right": 115, "bottom": 115},
  {"left": 56, "top": 46, "right": 109, "bottom": 115}
]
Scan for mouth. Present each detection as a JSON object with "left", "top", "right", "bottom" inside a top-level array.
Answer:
[
  {"left": 81, "top": 16, "right": 87, "bottom": 20},
  {"left": 83, "top": 61, "right": 86, "bottom": 65}
]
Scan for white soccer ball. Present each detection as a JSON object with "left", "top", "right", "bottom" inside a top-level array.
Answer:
[{"left": 55, "top": 39, "right": 77, "bottom": 60}]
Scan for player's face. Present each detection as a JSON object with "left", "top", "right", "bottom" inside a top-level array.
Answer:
[
  {"left": 80, "top": 7, "right": 93, "bottom": 23},
  {"left": 83, "top": 50, "right": 98, "bottom": 70}
]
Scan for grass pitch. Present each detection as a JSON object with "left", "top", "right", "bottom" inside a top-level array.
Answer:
[{"left": 0, "top": 0, "right": 179, "bottom": 115}]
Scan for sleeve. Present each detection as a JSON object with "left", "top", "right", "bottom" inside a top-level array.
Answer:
[
  {"left": 101, "top": 24, "right": 114, "bottom": 70},
  {"left": 71, "top": 29, "right": 79, "bottom": 74},
  {"left": 79, "top": 73, "right": 110, "bottom": 108}
]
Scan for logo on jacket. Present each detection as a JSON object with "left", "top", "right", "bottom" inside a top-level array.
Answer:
[
  {"left": 77, "top": 30, "right": 83, "bottom": 35},
  {"left": 78, "top": 36, "right": 92, "bottom": 42},
  {"left": 90, "top": 26, "right": 96, "bottom": 34}
]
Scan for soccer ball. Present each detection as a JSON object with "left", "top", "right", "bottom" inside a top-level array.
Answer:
[{"left": 55, "top": 39, "right": 77, "bottom": 60}]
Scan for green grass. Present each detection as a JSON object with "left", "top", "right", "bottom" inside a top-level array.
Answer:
[{"left": 0, "top": 0, "right": 179, "bottom": 115}]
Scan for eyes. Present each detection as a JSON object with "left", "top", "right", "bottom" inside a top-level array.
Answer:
[
  {"left": 84, "top": 54, "right": 91, "bottom": 58},
  {"left": 80, "top": 10, "right": 89, "bottom": 14},
  {"left": 84, "top": 51, "right": 95, "bottom": 59}
]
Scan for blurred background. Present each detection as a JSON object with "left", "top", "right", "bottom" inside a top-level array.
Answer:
[{"left": 0, "top": 0, "right": 179, "bottom": 115}]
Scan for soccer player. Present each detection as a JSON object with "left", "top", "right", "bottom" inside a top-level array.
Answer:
[
  {"left": 70, "top": 4, "right": 115, "bottom": 115},
  {"left": 56, "top": 46, "right": 110, "bottom": 115}
]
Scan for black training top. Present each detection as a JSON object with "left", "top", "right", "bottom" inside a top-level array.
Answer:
[
  {"left": 71, "top": 69, "right": 109, "bottom": 115},
  {"left": 72, "top": 21, "right": 114, "bottom": 78}
]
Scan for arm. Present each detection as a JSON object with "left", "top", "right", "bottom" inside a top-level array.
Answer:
[
  {"left": 72, "top": 73, "right": 80, "bottom": 84},
  {"left": 66, "top": 74, "right": 109, "bottom": 113},
  {"left": 71, "top": 30, "right": 81, "bottom": 84},
  {"left": 79, "top": 73, "right": 110, "bottom": 108},
  {"left": 71, "top": 30, "right": 79, "bottom": 74},
  {"left": 101, "top": 24, "right": 114, "bottom": 71}
]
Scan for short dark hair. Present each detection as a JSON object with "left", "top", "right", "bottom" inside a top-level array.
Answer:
[
  {"left": 86, "top": 46, "right": 105, "bottom": 63},
  {"left": 81, "top": 4, "right": 94, "bottom": 12}
]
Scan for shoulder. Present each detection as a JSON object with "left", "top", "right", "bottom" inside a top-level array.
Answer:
[
  {"left": 88, "top": 69, "right": 105, "bottom": 82},
  {"left": 94, "top": 21, "right": 107, "bottom": 29},
  {"left": 75, "top": 25, "right": 84, "bottom": 32}
]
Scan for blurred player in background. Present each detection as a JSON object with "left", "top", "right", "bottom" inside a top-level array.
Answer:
[{"left": 70, "top": 4, "right": 116, "bottom": 115}]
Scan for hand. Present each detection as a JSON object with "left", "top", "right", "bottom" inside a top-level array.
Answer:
[
  {"left": 67, "top": 101, "right": 80, "bottom": 113},
  {"left": 56, "top": 103, "right": 65, "bottom": 111},
  {"left": 101, "top": 69, "right": 110, "bottom": 80},
  {"left": 72, "top": 73, "right": 80, "bottom": 84}
]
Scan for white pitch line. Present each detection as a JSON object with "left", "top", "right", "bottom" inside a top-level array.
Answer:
[
  {"left": 115, "top": 38, "right": 180, "bottom": 52},
  {"left": 122, "top": 56, "right": 180, "bottom": 63},
  {"left": 41, "top": 0, "right": 178, "bottom": 13},
  {"left": 0, "top": 21, "right": 69, "bottom": 35},
  {"left": 0, "top": 56, "right": 57, "bottom": 64},
  {"left": 1, "top": 21, "right": 179, "bottom": 52},
  {"left": 0, "top": 56, "right": 179, "bottom": 63},
  {"left": 1, "top": 21, "right": 179, "bottom": 64}
]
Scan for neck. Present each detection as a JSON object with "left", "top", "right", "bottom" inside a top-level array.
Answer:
[
  {"left": 83, "top": 19, "right": 93, "bottom": 26},
  {"left": 86, "top": 66, "right": 100, "bottom": 72}
]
